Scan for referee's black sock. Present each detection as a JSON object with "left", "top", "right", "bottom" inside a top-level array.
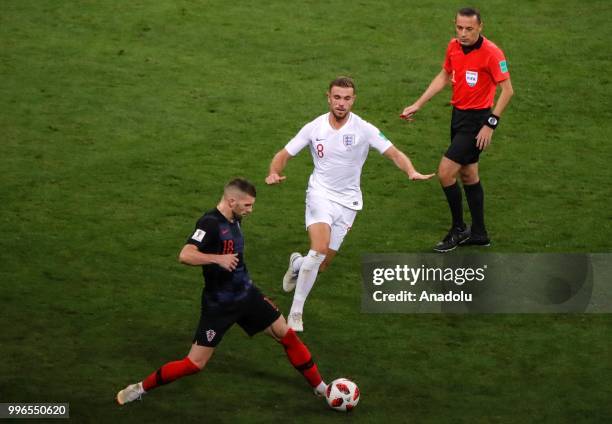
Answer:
[
  {"left": 464, "top": 181, "right": 486, "bottom": 235},
  {"left": 442, "top": 182, "right": 465, "bottom": 229}
]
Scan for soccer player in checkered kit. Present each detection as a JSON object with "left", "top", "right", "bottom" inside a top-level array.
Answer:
[
  {"left": 401, "top": 7, "right": 514, "bottom": 253},
  {"left": 116, "top": 179, "right": 327, "bottom": 405},
  {"left": 266, "top": 77, "right": 434, "bottom": 332}
]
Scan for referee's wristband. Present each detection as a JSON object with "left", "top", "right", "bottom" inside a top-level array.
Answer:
[{"left": 485, "top": 114, "right": 500, "bottom": 129}]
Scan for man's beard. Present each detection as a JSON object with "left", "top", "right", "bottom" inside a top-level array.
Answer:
[{"left": 332, "top": 110, "right": 347, "bottom": 121}]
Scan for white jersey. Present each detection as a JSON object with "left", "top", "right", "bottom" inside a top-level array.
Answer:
[{"left": 285, "top": 112, "right": 393, "bottom": 210}]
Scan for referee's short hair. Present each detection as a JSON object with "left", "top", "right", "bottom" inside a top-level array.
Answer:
[
  {"left": 329, "top": 76, "right": 355, "bottom": 93},
  {"left": 457, "top": 7, "right": 481, "bottom": 23},
  {"left": 225, "top": 178, "right": 256, "bottom": 198}
]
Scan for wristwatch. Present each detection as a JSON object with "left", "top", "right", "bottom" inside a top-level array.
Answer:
[{"left": 485, "top": 114, "right": 500, "bottom": 129}]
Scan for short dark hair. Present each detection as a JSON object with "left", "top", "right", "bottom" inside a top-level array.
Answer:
[
  {"left": 225, "top": 178, "right": 256, "bottom": 197},
  {"left": 457, "top": 7, "right": 481, "bottom": 23},
  {"left": 329, "top": 76, "right": 355, "bottom": 93}
]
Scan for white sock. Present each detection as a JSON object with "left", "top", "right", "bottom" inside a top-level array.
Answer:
[
  {"left": 290, "top": 249, "right": 325, "bottom": 316},
  {"left": 292, "top": 255, "right": 304, "bottom": 273},
  {"left": 137, "top": 382, "right": 146, "bottom": 394}
]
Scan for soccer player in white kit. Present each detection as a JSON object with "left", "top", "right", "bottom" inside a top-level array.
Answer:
[{"left": 265, "top": 77, "right": 434, "bottom": 331}]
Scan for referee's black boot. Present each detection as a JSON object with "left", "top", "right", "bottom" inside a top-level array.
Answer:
[
  {"left": 433, "top": 225, "right": 470, "bottom": 253},
  {"left": 462, "top": 230, "right": 491, "bottom": 247}
]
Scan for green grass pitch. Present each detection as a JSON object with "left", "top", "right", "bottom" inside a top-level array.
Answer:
[{"left": 1, "top": 1, "right": 611, "bottom": 422}]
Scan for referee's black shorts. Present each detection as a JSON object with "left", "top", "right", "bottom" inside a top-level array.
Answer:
[
  {"left": 193, "top": 285, "right": 281, "bottom": 348},
  {"left": 445, "top": 107, "right": 490, "bottom": 165}
]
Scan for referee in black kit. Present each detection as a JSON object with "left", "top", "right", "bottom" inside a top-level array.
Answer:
[{"left": 401, "top": 7, "right": 514, "bottom": 252}]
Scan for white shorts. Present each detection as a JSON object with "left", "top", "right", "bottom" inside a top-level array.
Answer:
[{"left": 305, "top": 192, "right": 357, "bottom": 251}]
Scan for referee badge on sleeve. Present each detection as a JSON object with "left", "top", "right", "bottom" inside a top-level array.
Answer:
[{"left": 465, "top": 70, "right": 478, "bottom": 87}]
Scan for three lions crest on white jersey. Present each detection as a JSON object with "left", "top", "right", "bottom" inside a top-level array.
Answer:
[{"left": 285, "top": 112, "right": 392, "bottom": 210}]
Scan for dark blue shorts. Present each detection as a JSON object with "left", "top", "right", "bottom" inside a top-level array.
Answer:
[{"left": 193, "top": 286, "right": 281, "bottom": 347}]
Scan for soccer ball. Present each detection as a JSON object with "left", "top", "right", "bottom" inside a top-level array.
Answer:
[{"left": 325, "top": 378, "right": 360, "bottom": 411}]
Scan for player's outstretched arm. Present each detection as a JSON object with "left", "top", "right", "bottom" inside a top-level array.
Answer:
[
  {"left": 400, "top": 69, "right": 451, "bottom": 121},
  {"left": 383, "top": 146, "right": 435, "bottom": 181},
  {"left": 178, "top": 244, "right": 239, "bottom": 271},
  {"left": 265, "top": 148, "right": 292, "bottom": 185}
]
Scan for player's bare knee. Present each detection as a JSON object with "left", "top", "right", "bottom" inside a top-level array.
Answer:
[
  {"left": 459, "top": 170, "right": 478, "bottom": 185},
  {"left": 188, "top": 357, "right": 207, "bottom": 370},
  {"left": 188, "top": 344, "right": 214, "bottom": 370},
  {"left": 187, "top": 350, "right": 210, "bottom": 369},
  {"left": 264, "top": 326, "right": 279, "bottom": 341},
  {"left": 266, "top": 317, "right": 288, "bottom": 341},
  {"left": 439, "top": 174, "right": 456, "bottom": 187},
  {"left": 437, "top": 168, "right": 455, "bottom": 186},
  {"left": 309, "top": 246, "right": 328, "bottom": 256},
  {"left": 461, "top": 175, "right": 478, "bottom": 185}
]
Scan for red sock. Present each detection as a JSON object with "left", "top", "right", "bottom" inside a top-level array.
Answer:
[
  {"left": 280, "top": 328, "right": 323, "bottom": 388},
  {"left": 142, "top": 357, "right": 200, "bottom": 392}
]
